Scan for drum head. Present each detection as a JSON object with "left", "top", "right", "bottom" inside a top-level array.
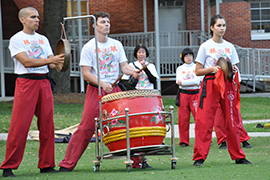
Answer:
[{"left": 55, "top": 39, "right": 71, "bottom": 72}]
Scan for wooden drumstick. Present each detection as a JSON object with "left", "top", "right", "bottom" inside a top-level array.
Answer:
[
  {"left": 111, "top": 60, "right": 152, "bottom": 87},
  {"left": 111, "top": 74, "right": 124, "bottom": 87}
]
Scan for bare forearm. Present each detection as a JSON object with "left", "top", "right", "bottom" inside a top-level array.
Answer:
[{"left": 16, "top": 52, "right": 64, "bottom": 68}]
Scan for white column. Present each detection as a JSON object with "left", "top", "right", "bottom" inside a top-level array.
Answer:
[
  {"left": 0, "top": 1, "right": 5, "bottom": 98},
  {"left": 154, "top": 0, "right": 161, "bottom": 91}
]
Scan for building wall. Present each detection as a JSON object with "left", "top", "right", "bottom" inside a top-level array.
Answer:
[
  {"left": 186, "top": 0, "right": 270, "bottom": 48},
  {"left": 88, "top": 0, "right": 155, "bottom": 34},
  {"left": 3, "top": 0, "right": 270, "bottom": 47}
]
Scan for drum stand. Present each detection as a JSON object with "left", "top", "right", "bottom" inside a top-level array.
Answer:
[{"left": 93, "top": 105, "right": 178, "bottom": 172}]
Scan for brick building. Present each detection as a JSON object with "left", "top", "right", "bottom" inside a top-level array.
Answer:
[
  {"left": 1, "top": 0, "right": 270, "bottom": 95},
  {"left": 2, "top": 0, "right": 270, "bottom": 48}
]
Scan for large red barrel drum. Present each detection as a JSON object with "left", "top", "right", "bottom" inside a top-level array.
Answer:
[{"left": 101, "top": 89, "right": 166, "bottom": 152}]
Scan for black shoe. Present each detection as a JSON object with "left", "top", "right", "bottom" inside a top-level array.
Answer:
[
  {"left": 144, "top": 163, "right": 153, "bottom": 168},
  {"left": 235, "top": 158, "right": 252, "bottom": 164},
  {"left": 40, "top": 167, "right": 58, "bottom": 173},
  {"left": 219, "top": 141, "right": 227, "bottom": 149},
  {"left": 2, "top": 169, "right": 15, "bottom": 177},
  {"left": 193, "top": 159, "right": 204, "bottom": 166},
  {"left": 180, "top": 143, "right": 188, "bottom": 147},
  {"left": 242, "top": 141, "right": 252, "bottom": 148},
  {"left": 256, "top": 123, "right": 264, "bottom": 128},
  {"left": 59, "top": 167, "right": 71, "bottom": 172}
]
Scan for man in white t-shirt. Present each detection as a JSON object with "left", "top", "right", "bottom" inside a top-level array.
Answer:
[
  {"left": 58, "top": 11, "right": 140, "bottom": 172},
  {"left": 0, "top": 7, "right": 65, "bottom": 177}
]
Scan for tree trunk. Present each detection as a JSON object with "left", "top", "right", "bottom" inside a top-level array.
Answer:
[{"left": 43, "top": 0, "right": 70, "bottom": 93}]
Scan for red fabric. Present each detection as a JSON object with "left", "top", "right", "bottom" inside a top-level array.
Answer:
[
  {"left": 234, "top": 71, "right": 241, "bottom": 111},
  {"left": 214, "top": 69, "right": 226, "bottom": 99},
  {"left": 215, "top": 105, "right": 250, "bottom": 144},
  {"left": 0, "top": 78, "right": 55, "bottom": 169},
  {"left": 193, "top": 78, "right": 246, "bottom": 161},
  {"left": 58, "top": 84, "right": 122, "bottom": 171},
  {"left": 178, "top": 92, "right": 198, "bottom": 146}
]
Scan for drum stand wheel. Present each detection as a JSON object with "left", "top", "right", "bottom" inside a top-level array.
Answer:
[
  {"left": 94, "top": 163, "right": 100, "bottom": 172},
  {"left": 170, "top": 158, "right": 178, "bottom": 169},
  {"left": 126, "top": 164, "right": 131, "bottom": 172},
  {"left": 171, "top": 161, "right": 176, "bottom": 169},
  {"left": 124, "top": 160, "right": 133, "bottom": 172}
]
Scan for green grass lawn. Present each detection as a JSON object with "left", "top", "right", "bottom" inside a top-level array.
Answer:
[
  {"left": 1, "top": 97, "right": 270, "bottom": 179},
  {"left": 0, "top": 137, "right": 269, "bottom": 179},
  {"left": 1, "top": 97, "right": 270, "bottom": 133}
]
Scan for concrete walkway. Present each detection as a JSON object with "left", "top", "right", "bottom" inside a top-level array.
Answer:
[{"left": 165, "top": 119, "right": 270, "bottom": 138}]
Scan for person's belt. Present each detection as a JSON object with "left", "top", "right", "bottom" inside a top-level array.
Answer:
[
  {"left": 179, "top": 89, "right": 199, "bottom": 94},
  {"left": 18, "top": 74, "right": 47, "bottom": 80},
  {"left": 18, "top": 73, "right": 56, "bottom": 91},
  {"left": 88, "top": 83, "right": 98, "bottom": 88},
  {"left": 199, "top": 73, "right": 215, "bottom": 108}
]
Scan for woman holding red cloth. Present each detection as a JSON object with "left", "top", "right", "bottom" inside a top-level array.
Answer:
[{"left": 192, "top": 14, "right": 252, "bottom": 166}]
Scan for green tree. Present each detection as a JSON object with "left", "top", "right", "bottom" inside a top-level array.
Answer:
[{"left": 43, "top": 0, "right": 70, "bottom": 93}]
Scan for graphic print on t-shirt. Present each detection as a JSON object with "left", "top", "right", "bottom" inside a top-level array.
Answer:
[
  {"left": 210, "top": 48, "right": 232, "bottom": 66},
  {"left": 98, "top": 46, "right": 118, "bottom": 79},
  {"left": 24, "top": 39, "right": 46, "bottom": 71},
  {"left": 183, "top": 70, "right": 196, "bottom": 80},
  {"left": 137, "top": 73, "right": 149, "bottom": 89}
]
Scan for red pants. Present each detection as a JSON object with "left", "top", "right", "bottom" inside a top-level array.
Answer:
[
  {"left": 0, "top": 77, "right": 55, "bottom": 169},
  {"left": 215, "top": 106, "right": 250, "bottom": 145},
  {"left": 193, "top": 77, "right": 246, "bottom": 161},
  {"left": 178, "top": 91, "right": 198, "bottom": 146},
  {"left": 58, "top": 84, "right": 122, "bottom": 170}
]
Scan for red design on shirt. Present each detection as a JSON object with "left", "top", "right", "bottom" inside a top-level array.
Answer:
[
  {"left": 209, "top": 48, "right": 217, "bottom": 54},
  {"left": 225, "top": 48, "right": 231, "bottom": 54},
  {"left": 23, "top": 40, "right": 30, "bottom": 45},
  {"left": 95, "top": 48, "right": 102, "bottom": 54},
  {"left": 39, "top": 39, "right": 44, "bottom": 45},
  {"left": 111, "top": 46, "right": 117, "bottom": 52}
]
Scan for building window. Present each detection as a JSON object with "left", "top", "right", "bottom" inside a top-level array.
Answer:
[
  {"left": 251, "top": 2, "right": 270, "bottom": 40},
  {"left": 66, "top": 0, "right": 89, "bottom": 37}
]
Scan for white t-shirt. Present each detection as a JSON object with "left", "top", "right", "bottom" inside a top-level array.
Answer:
[
  {"left": 80, "top": 37, "right": 127, "bottom": 84},
  {"left": 122, "top": 60, "right": 159, "bottom": 89},
  {"left": 9, "top": 31, "right": 53, "bottom": 74},
  {"left": 176, "top": 62, "right": 202, "bottom": 90},
  {"left": 195, "top": 39, "right": 239, "bottom": 68}
]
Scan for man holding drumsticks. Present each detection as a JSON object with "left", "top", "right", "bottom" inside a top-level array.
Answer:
[
  {"left": 1, "top": 7, "right": 64, "bottom": 177},
  {"left": 58, "top": 11, "right": 140, "bottom": 172}
]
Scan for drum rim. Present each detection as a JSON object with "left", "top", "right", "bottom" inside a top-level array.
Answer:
[{"left": 101, "top": 89, "right": 161, "bottom": 103}]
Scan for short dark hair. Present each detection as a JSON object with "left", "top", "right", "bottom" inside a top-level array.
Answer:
[
  {"left": 210, "top": 14, "right": 226, "bottom": 37},
  {"left": 91, "top": 11, "right": 110, "bottom": 27},
  {"left": 181, "top": 48, "right": 194, "bottom": 63},
  {"left": 133, "top": 44, "right": 149, "bottom": 59}
]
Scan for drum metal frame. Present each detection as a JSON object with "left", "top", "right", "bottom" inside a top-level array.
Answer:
[{"left": 93, "top": 105, "right": 178, "bottom": 172}]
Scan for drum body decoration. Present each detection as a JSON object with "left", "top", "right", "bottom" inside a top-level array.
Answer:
[{"left": 101, "top": 89, "right": 166, "bottom": 152}]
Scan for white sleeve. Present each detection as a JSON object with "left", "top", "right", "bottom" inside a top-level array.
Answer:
[
  {"left": 195, "top": 43, "right": 206, "bottom": 66},
  {"left": 9, "top": 35, "right": 26, "bottom": 58}
]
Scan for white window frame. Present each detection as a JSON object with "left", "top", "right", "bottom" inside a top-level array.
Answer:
[{"left": 250, "top": 1, "right": 270, "bottom": 40}]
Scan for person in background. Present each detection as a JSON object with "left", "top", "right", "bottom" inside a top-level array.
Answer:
[
  {"left": 58, "top": 11, "right": 140, "bottom": 172},
  {"left": 192, "top": 14, "right": 252, "bottom": 166},
  {"left": 0, "top": 7, "right": 64, "bottom": 177},
  {"left": 121, "top": 44, "right": 159, "bottom": 90},
  {"left": 175, "top": 48, "right": 202, "bottom": 147}
]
